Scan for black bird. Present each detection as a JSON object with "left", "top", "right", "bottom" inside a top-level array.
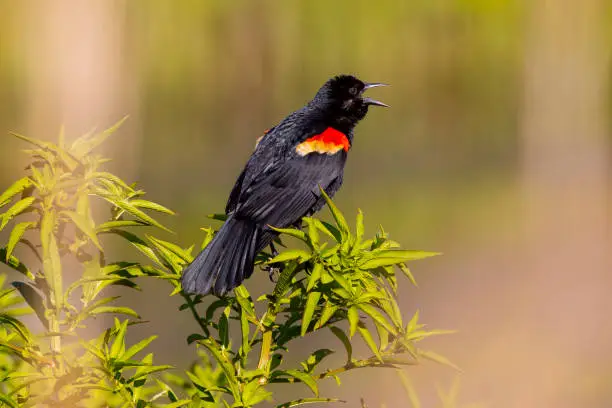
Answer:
[{"left": 181, "top": 74, "right": 387, "bottom": 296}]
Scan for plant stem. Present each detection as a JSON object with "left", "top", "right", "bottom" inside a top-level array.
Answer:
[
  {"left": 257, "top": 261, "right": 298, "bottom": 382},
  {"left": 183, "top": 292, "right": 208, "bottom": 335}
]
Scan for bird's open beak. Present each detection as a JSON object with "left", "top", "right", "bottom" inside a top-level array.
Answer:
[{"left": 362, "top": 82, "right": 389, "bottom": 107}]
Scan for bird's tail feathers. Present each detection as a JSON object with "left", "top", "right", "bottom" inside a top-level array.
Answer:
[{"left": 181, "top": 215, "right": 259, "bottom": 296}]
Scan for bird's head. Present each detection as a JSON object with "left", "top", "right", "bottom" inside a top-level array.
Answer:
[{"left": 311, "top": 74, "right": 388, "bottom": 128}]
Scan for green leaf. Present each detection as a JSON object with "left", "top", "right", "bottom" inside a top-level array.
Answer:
[
  {"left": 70, "top": 116, "right": 128, "bottom": 156},
  {"left": 397, "top": 371, "right": 421, "bottom": 408},
  {"left": 268, "top": 225, "right": 307, "bottom": 242},
  {"left": 301, "top": 291, "right": 321, "bottom": 336},
  {"left": 398, "top": 263, "right": 418, "bottom": 287},
  {"left": 114, "top": 200, "right": 172, "bottom": 233},
  {"left": 276, "top": 398, "right": 343, "bottom": 408},
  {"left": 278, "top": 370, "right": 318, "bottom": 396},
  {"left": 242, "top": 380, "right": 272, "bottom": 406},
  {"left": 240, "top": 306, "right": 250, "bottom": 357},
  {"left": 357, "top": 322, "right": 382, "bottom": 361},
  {"left": 96, "top": 220, "right": 149, "bottom": 232},
  {"left": 347, "top": 307, "right": 359, "bottom": 337},
  {"left": 42, "top": 234, "right": 63, "bottom": 309},
  {"left": 62, "top": 211, "right": 102, "bottom": 250},
  {"left": 418, "top": 350, "right": 461, "bottom": 371},
  {"left": 267, "top": 249, "right": 311, "bottom": 264},
  {"left": 0, "top": 177, "right": 32, "bottom": 209},
  {"left": 234, "top": 286, "right": 256, "bottom": 318},
  {"left": 105, "top": 229, "right": 163, "bottom": 267},
  {"left": 359, "top": 250, "right": 440, "bottom": 269},
  {"left": 10, "top": 131, "right": 51, "bottom": 149},
  {"left": 163, "top": 400, "right": 192, "bottom": 408},
  {"left": 301, "top": 348, "right": 334, "bottom": 373},
  {"left": 130, "top": 199, "right": 175, "bottom": 215},
  {"left": 11, "top": 282, "right": 47, "bottom": 329},
  {"left": 318, "top": 186, "right": 349, "bottom": 237},
  {"left": 0, "top": 197, "right": 35, "bottom": 231},
  {"left": 329, "top": 326, "right": 352, "bottom": 364},
  {"left": 316, "top": 302, "right": 338, "bottom": 328},
  {"left": 123, "top": 335, "right": 157, "bottom": 360},
  {"left": 0, "top": 393, "right": 19, "bottom": 408},
  {"left": 306, "top": 263, "right": 323, "bottom": 292},
  {"left": 129, "top": 364, "right": 173, "bottom": 382},
  {"left": 90, "top": 306, "right": 140, "bottom": 319},
  {"left": 6, "top": 221, "right": 36, "bottom": 260},
  {"left": 198, "top": 338, "right": 241, "bottom": 399},
  {"left": 0, "top": 314, "right": 33, "bottom": 344},
  {"left": 39, "top": 209, "right": 55, "bottom": 256},
  {"left": 147, "top": 235, "right": 192, "bottom": 263},
  {"left": 356, "top": 304, "right": 396, "bottom": 335},
  {"left": 110, "top": 319, "right": 128, "bottom": 358},
  {"left": 0, "top": 248, "right": 33, "bottom": 278}
]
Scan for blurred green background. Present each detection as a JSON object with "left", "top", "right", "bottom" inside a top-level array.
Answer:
[{"left": 1, "top": 1, "right": 611, "bottom": 406}]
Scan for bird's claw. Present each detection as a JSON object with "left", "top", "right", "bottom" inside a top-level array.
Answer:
[{"left": 267, "top": 265, "right": 281, "bottom": 282}]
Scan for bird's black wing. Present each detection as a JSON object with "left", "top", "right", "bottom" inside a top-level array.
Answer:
[
  {"left": 235, "top": 152, "right": 346, "bottom": 228},
  {"left": 225, "top": 120, "right": 327, "bottom": 215}
]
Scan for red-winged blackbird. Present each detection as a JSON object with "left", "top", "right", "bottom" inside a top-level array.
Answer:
[{"left": 181, "top": 75, "right": 387, "bottom": 296}]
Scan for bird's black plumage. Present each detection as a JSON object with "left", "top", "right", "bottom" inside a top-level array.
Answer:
[{"left": 181, "top": 74, "right": 387, "bottom": 296}]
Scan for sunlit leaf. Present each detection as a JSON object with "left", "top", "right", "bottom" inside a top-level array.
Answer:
[
  {"left": 318, "top": 187, "right": 349, "bottom": 237},
  {"left": 267, "top": 249, "right": 311, "bottom": 264},
  {"left": 0, "top": 177, "right": 32, "bottom": 209},
  {"left": 347, "top": 307, "right": 359, "bottom": 337},
  {"left": 123, "top": 335, "right": 157, "bottom": 360},
  {"left": 357, "top": 322, "right": 382, "bottom": 361},
  {"left": 356, "top": 303, "right": 396, "bottom": 335},
  {"left": 301, "top": 291, "right": 321, "bottom": 336},
  {"left": 109, "top": 319, "right": 128, "bottom": 358},
  {"left": 359, "top": 250, "right": 440, "bottom": 269},
  {"left": 6, "top": 221, "right": 36, "bottom": 260},
  {"left": 71, "top": 116, "right": 128, "bottom": 157},
  {"left": 0, "top": 313, "right": 32, "bottom": 344},
  {"left": 96, "top": 219, "right": 149, "bottom": 232},
  {"left": 11, "top": 281, "right": 47, "bottom": 329},
  {"left": 130, "top": 199, "right": 175, "bottom": 215},
  {"left": 0, "top": 197, "right": 36, "bottom": 231},
  {"left": 275, "top": 370, "right": 318, "bottom": 396},
  {"left": 418, "top": 350, "right": 461, "bottom": 371},
  {"left": 62, "top": 210, "right": 102, "bottom": 250},
  {"left": 276, "top": 397, "right": 343, "bottom": 408},
  {"left": 329, "top": 326, "right": 352, "bottom": 364},
  {"left": 306, "top": 263, "right": 323, "bottom": 292},
  {"left": 269, "top": 225, "right": 307, "bottom": 242},
  {"left": 0, "top": 248, "right": 33, "bottom": 279},
  {"left": 90, "top": 306, "right": 140, "bottom": 319}
]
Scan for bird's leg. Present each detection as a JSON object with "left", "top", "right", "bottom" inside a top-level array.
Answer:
[{"left": 266, "top": 241, "right": 282, "bottom": 282}]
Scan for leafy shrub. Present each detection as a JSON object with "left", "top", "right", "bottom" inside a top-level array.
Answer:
[{"left": 0, "top": 122, "right": 451, "bottom": 407}]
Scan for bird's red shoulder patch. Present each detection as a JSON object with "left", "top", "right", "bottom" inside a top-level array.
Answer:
[{"left": 295, "top": 127, "right": 350, "bottom": 156}]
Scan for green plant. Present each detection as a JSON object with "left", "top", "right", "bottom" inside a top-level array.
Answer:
[{"left": 0, "top": 122, "right": 452, "bottom": 407}]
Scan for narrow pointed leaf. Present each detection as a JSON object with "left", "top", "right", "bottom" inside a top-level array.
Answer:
[
  {"left": 329, "top": 326, "right": 352, "bottom": 363},
  {"left": 0, "top": 177, "right": 32, "bottom": 209},
  {"left": 6, "top": 222, "right": 36, "bottom": 260},
  {"left": 0, "top": 197, "right": 35, "bottom": 231},
  {"left": 301, "top": 291, "right": 321, "bottom": 336},
  {"left": 276, "top": 398, "right": 343, "bottom": 408},
  {"left": 62, "top": 211, "right": 102, "bottom": 250},
  {"left": 357, "top": 322, "right": 382, "bottom": 361},
  {"left": 130, "top": 199, "right": 175, "bottom": 215},
  {"left": 318, "top": 187, "right": 348, "bottom": 236}
]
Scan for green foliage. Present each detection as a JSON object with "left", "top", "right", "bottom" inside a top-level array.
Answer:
[{"left": 0, "top": 122, "right": 452, "bottom": 407}]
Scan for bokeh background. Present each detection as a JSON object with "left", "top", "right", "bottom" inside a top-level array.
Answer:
[{"left": 1, "top": 0, "right": 611, "bottom": 407}]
